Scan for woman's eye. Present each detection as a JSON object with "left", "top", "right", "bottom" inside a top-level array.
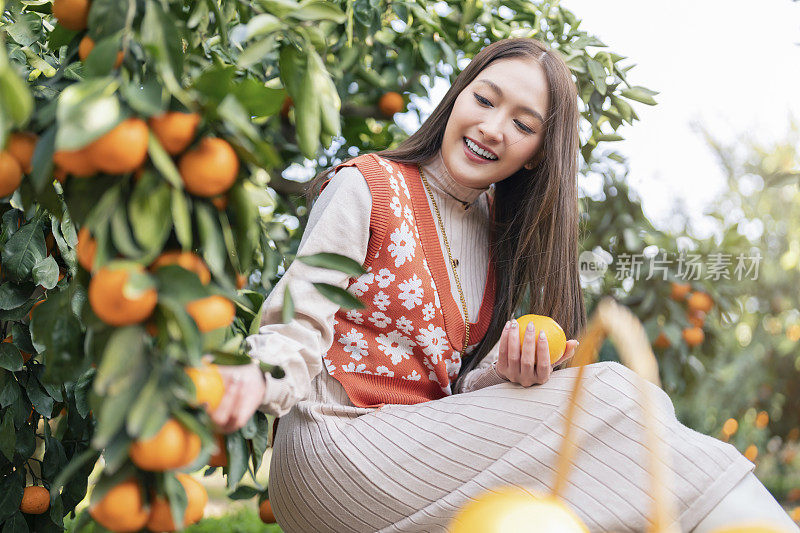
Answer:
[{"left": 473, "top": 93, "right": 535, "bottom": 134}]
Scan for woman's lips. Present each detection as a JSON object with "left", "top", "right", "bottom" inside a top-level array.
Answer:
[{"left": 463, "top": 137, "right": 497, "bottom": 163}]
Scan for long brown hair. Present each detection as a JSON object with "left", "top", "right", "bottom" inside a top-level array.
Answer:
[{"left": 305, "top": 37, "right": 587, "bottom": 392}]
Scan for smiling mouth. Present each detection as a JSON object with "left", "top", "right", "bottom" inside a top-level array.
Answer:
[{"left": 463, "top": 137, "right": 498, "bottom": 160}]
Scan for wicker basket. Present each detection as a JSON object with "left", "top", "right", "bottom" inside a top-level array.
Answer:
[{"left": 556, "top": 296, "right": 681, "bottom": 533}]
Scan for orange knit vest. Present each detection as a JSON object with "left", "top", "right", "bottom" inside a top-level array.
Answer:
[{"left": 317, "top": 153, "right": 496, "bottom": 409}]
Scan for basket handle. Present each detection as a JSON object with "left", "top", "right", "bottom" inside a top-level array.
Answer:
[{"left": 555, "top": 297, "right": 680, "bottom": 533}]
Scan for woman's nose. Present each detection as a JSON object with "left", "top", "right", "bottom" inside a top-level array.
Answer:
[{"left": 477, "top": 118, "right": 503, "bottom": 144}]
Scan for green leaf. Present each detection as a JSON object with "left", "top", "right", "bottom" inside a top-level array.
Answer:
[
  {"left": 32, "top": 255, "right": 59, "bottom": 289},
  {"left": 620, "top": 86, "right": 659, "bottom": 106},
  {"left": 120, "top": 76, "right": 165, "bottom": 116},
  {"left": 94, "top": 326, "right": 146, "bottom": 395},
  {"left": 313, "top": 282, "right": 365, "bottom": 309},
  {"left": 126, "top": 372, "right": 168, "bottom": 438},
  {"left": 6, "top": 13, "right": 43, "bottom": 47},
  {"left": 1, "top": 512, "right": 27, "bottom": 533},
  {"left": 55, "top": 77, "right": 121, "bottom": 150},
  {"left": 196, "top": 202, "right": 227, "bottom": 279},
  {"left": 171, "top": 188, "right": 192, "bottom": 249},
  {"left": 225, "top": 431, "right": 249, "bottom": 489},
  {"left": 291, "top": 0, "right": 346, "bottom": 22},
  {"left": 586, "top": 57, "right": 607, "bottom": 95},
  {"left": 146, "top": 134, "right": 183, "bottom": 188},
  {"left": 129, "top": 178, "right": 172, "bottom": 252},
  {"left": 1, "top": 221, "right": 46, "bottom": 281},
  {"left": 0, "top": 51, "right": 34, "bottom": 128},
  {"left": 0, "top": 371, "right": 21, "bottom": 408},
  {"left": 0, "top": 343, "right": 23, "bottom": 372},
  {"left": 26, "top": 374, "right": 55, "bottom": 416},
  {"left": 0, "top": 413, "right": 16, "bottom": 461},
  {"left": 110, "top": 205, "right": 143, "bottom": 258},
  {"left": 227, "top": 484, "right": 261, "bottom": 500},
  {"left": 164, "top": 473, "right": 188, "bottom": 530},
  {"left": 0, "top": 282, "right": 36, "bottom": 310},
  {"left": 296, "top": 252, "right": 366, "bottom": 277},
  {"left": 31, "top": 291, "right": 86, "bottom": 384},
  {"left": 88, "top": 0, "right": 130, "bottom": 39},
  {"left": 141, "top": 0, "right": 184, "bottom": 85},
  {"left": 84, "top": 32, "right": 124, "bottom": 77}
]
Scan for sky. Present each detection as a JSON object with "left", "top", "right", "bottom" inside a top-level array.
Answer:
[{"left": 398, "top": 0, "right": 800, "bottom": 238}]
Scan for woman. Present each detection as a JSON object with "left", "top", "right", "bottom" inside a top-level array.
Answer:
[{"left": 210, "top": 38, "right": 797, "bottom": 532}]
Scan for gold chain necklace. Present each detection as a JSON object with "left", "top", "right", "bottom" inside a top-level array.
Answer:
[{"left": 418, "top": 164, "right": 470, "bottom": 353}]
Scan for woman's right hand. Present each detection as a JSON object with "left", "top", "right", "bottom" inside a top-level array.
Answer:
[{"left": 209, "top": 362, "right": 268, "bottom": 434}]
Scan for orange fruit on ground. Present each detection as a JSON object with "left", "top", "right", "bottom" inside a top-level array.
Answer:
[
  {"left": 78, "top": 35, "right": 124, "bottom": 68},
  {"left": 52, "top": 0, "right": 90, "bottom": 31},
  {"left": 259, "top": 499, "right": 276, "bottom": 524},
  {"left": 0, "top": 150, "right": 23, "bottom": 197},
  {"left": 378, "top": 91, "right": 405, "bottom": 117},
  {"left": 688, "top": 309, "right": 706, "bottom": 328},
  {"left": 148, "top": 111, "right": 201, "bottom": 155},
  {"left": 186, "top": 363, "right": 225, "bottom": 411},
  {"left": 653, "top": 331, "right": 670, "bottom": 349},
  {"left": 447, "top": 486, "right": 588, "bottom": 533},
  {"left": 89, "top": 478, "right": 149, "bottom": 532},
  {"left": 19, "top": 486, "right": 50, "bottom": 514},
  {"left": 88, "top": 265, "right": 158, "bottom": 326},
  {"left": 129, "top": 418, "right": 199, "bottom": 471},
  {"left": 514, "top": 314, "right": 567, "bottom": 365},
  {"left": 687, "top": 291, "right": 714, "bottom": 313},
  {"left": 722, "top": 418, "right": 739, "bottom": 437},
  {"left": 53, "top": 147, "right": 96, "bottom": 177},
  {"left": 178, "top": 137, "right": 239, "bottom": 197},
  {"left": 86, "top": 118, "right": 149, "bottom": 174},
  {"left": 76, "top": 226, "right": 98, "bottom": 271},
  {"left": 150, "top": 250, "right": 211, "bottom": 284},
  {"left": 6, "top": 132, "right": 38, "bottom": 174},
  {"left": 209, "top": 434, "right": 227, "bottom": 467},
  {"left": 669, "top": 282, "right": 691, "bottom": 301},
  {"left": 146, "top": 473, "right": 207, "bottom": 531},
  {"left": 185, "top": 295, "right": 235, "bottom": 333},
  {"left": 682, "top": 326, "right": 704, "bottom": 347}
]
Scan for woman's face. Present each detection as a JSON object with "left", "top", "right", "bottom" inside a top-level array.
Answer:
[{"left": 439, "top": 56, "right": 549, "bottom": 189}]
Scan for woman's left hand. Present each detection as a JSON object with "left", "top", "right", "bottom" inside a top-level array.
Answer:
[{"left": 496, "top": 320, "right": 579, "bottom": 387}]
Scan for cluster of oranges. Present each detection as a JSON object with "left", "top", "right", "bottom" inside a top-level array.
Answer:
[
  {"left": 88, "top": 361, "right": 229, "bottom": 531},
  {"left": 76, "top": 240, "right": 237, "bottom": 333},
  {"left": 89, "top": 474, "right": 207, "bottom": 532},
  {"left": 653, "top": 283, "right": 714, "bottom": 349}
]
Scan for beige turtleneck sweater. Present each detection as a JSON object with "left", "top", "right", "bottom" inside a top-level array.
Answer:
[{"left": 246, "top": 154, "right": 508, "bottom": 417}]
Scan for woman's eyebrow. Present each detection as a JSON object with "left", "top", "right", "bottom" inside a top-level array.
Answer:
[{"left": 475, "top": 78, "right": 545, "bottom": 123}]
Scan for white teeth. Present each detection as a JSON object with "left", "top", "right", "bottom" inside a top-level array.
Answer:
[{"left": 464, "top": 138, "right": 497, "bottom": 160}]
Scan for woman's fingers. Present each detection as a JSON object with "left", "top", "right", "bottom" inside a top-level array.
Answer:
[
  {"left": 497, "top": 321, "right": 509, "bottom": 380},
  {"left": 553, "top": 339, "right": 580, "bottom": 367},
  {"left": 520, "top": 322, "right": 537, "bottom": 386},
  {"left": 535, "top": 328, "right": 551, "bottom": 383},
  {"left": 507, "top": 320, "right": 522, "bottom": 382}
]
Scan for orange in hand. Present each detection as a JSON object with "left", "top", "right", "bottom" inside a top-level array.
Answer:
[
  {"left": 186, "top": 362, "right": 225, "bottom": 411},
  {"left": 515, "top": 314, "right": 567, "bottom": 365}
]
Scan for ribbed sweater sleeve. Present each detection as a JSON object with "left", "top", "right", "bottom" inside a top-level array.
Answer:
[{"left": 246, "top": 166, "right": 372, "bottom": 416}]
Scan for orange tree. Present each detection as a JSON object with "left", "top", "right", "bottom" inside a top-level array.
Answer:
[{"left": 0, "top": 0, "right": 659, "bottom": 530}]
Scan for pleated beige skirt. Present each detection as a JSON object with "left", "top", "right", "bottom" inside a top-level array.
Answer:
[{"left": 268, "top": 361, "right": 754, "bottom": 532}]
